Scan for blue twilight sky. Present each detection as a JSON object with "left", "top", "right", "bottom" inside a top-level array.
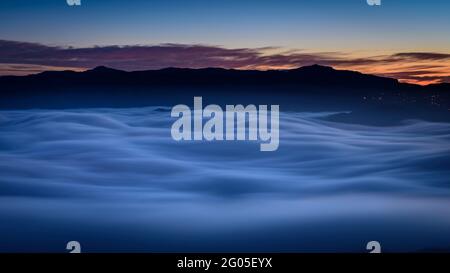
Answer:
[{"left": 0, "top": 0, "right": 449, "bottom": 51}]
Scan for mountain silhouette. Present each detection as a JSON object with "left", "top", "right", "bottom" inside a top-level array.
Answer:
[
  {"left": 0, "top": 64, "right": 448, "bottom": 125},
  {"left": 0, "top": 64, "right": 401, "bottom": 89}
]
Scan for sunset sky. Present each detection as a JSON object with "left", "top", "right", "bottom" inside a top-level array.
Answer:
[{"left": 1, "top": 0, "right": 449, "bottom": 85}]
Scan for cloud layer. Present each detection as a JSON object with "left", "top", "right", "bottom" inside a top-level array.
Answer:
[
  {"left": 1, "top": 40, "right": 449, "bottom": 85},
  {"left": 1, "top": 108, "right": 450, "bottom": 251}
]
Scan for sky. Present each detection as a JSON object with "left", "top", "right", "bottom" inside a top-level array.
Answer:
[{"left": 0, "top": 0, "right": 449, "bottom": 85}]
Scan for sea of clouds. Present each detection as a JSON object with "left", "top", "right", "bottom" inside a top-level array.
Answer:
[{"left": 0, "top": 107, "right": 449, "bottom": 252}]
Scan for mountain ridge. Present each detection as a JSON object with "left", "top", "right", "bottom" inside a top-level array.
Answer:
[
  {"left": 0, "top": 64, "right": 448, "bottom": 115},
  {"left": 2, "top": 64, "right": 448, "bottom": 92},
  {"left": 0, "top": 64, "right": 400, "bottom": 88}
]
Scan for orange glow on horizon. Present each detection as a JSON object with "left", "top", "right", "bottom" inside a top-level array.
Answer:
[
  {"left": 1, "top": 50, "right": 449, "bottom": 86},
  {"left": 0, "top": 63, "right": 86, "bottom": 76}
]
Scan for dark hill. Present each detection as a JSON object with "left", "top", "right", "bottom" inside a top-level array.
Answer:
[
  {"left": 0, "top": 65, "right": 448, "bottom": 124},
  {"left": 0, "top": 64, "right": 401, "bottom": 90}
]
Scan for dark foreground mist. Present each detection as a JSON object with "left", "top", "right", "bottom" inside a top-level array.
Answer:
[{"left": 0, "top": 107, "right": 449, "bottom": 252}]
